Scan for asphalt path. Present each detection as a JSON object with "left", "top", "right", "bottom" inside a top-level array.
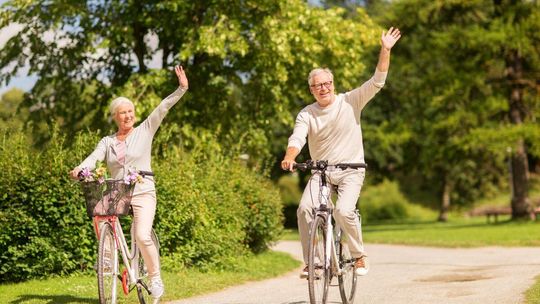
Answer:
[{"left": 166, "top": 241, "right": 540, "bottom": 304}]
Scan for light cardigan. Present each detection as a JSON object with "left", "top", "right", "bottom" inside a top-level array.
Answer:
[
  {"left": 78, "top": 86, "right": 187, "bottom": 195},
  {"left": 288, "top": 70, "right": 387, "bottom": 165}
]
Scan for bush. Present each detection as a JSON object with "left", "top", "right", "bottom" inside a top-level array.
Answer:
[
  {"left": 0, "top": 128, "right": 283, "bottom": 282},
  {"left": 358, "top": 179, "right": 410, "bottom": 223},
  {"left": 277, "top": 173, "right": 302, "bottom": 228}
]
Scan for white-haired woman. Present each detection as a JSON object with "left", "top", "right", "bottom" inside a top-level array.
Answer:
[{"left": 70, "top": 65, "right": 188, "bottom": 299}]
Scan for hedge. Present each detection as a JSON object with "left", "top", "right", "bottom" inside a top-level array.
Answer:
[{"left": 0, "top": 128, "right": 283, "bottom": 282}]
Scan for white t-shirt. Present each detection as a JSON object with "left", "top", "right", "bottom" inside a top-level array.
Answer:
[{"left": 288, "top": 70, "right": 387, "bottom": 164}]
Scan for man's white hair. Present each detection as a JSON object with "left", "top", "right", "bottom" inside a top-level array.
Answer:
[
  {"left": 308, "top": 68, "right": 334, "bottom": 86},
  {"left": 109, "top": 97, "right": 134, "bottom": 116}
]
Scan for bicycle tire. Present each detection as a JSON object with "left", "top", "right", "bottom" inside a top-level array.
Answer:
[
  {"left": 136, "top": 229, "right": 160, "bottom": 304},
  {"left": 308, "top": 215, "right": 330, "bottom": 304},
  {"left": 337, "top": 232, "right": 357, "bottom": 304},
  {"left": 98, "top": 222, "right": 118, "bottom": 304}
]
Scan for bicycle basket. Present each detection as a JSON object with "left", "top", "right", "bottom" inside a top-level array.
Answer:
[{"left": 80, "top": 179, "right": 135, "bottom": 217}]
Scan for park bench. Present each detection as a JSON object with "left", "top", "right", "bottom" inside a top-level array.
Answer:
[{"left": 470, "top": 206, "right": 540, "bottom": 223}]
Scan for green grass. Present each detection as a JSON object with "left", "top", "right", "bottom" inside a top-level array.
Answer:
[
  {"left": 526, "top": 275, "right": 540, "bottom": 304},
  {"left": 0, "top": 251, "right": 301, "bottom": 304},
  {"left": 283, "top": 217, "right": 540, "bottom": 248},
  {"left": 364, "top": 217, "right": 540, "bottom": 247}
]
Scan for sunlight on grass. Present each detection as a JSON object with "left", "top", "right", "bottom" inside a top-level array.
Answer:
[
  {"left": 0, "top": 251, "right": 300, "bottom": 304},
  {"left": 364, "top": 217, "right": 540, "bottom": 247}
]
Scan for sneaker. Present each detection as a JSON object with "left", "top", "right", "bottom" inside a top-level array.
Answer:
[
  {"left": 149, "top": 276, "right": 164, "bottom": 299},
  {"left": 300, "top": 265, "right": 309, "bottom": 279},
  {"left": 354, "top": 255, "right": 369, "bottom": 276}
]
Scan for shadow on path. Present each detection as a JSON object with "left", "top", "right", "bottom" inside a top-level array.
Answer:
[{"left": 9, "top": 294, "right": 95, "bottom": 304}]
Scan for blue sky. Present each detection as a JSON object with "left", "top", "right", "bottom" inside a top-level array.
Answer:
[{"left": 0, "top": 0, "right": 38, "bottom": 95}]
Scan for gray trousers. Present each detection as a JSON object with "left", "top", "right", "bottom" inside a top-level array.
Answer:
[{"left": 297, "top": 169, "right": 365, "bottom": 264}]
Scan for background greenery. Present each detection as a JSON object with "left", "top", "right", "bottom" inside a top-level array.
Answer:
[
  {"left": 1, "top": 0, "right": 539, "bottom": 286},
  {"left": 0, "top": 128, "right": 283, "bottom": 282}
]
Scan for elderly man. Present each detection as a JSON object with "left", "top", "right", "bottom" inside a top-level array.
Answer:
[{"left": 281, "top": 27, "right": 401, "bottom": 277}]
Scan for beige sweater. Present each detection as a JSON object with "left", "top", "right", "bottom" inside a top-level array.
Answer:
[
  {"left": 288, "top": 70, "right": 387, "bottom": 164},
  {"left": 78, "top": 86, "right": 187, "bottom": 195}
]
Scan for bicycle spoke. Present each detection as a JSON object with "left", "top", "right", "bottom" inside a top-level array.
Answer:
[
  {"left": 98, "top": 223, "right": 118, "bottom": 304},
  {"left": 308, "top": 216, "right": 329, "bottom": 304},
  {"left": 338, "top": 238, "right": 357, "bottom": 304},
  {"left": 136, "top": 229, "right": 160, "bottom": 304}
]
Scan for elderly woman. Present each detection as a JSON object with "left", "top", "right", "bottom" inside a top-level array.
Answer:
[{"left": 70, "top": 65, "right": 188, "bottom": 299}]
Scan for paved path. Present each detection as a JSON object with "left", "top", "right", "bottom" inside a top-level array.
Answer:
[{"left": 167, "top": 241, "right": 540, "bottom": 304}]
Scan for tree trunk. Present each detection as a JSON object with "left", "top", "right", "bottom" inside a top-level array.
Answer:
[
  {"left": 507, "top": 49, "right": 531, "bottom": 219},
  {"left": 438, "top": 174, "right": 452, "bottom": 222}
]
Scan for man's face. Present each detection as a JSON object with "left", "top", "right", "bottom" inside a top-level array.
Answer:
[{"left": 309, "top": 72, "right": 335, "bottom": 107}]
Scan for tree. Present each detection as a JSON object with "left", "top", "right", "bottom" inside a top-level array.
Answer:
[
  {"left": 368, "top": 0, "right": 540, "bottom": 220},
  {"left": 0, "top": 1, "right": 382, "bottom": 166},
  {"left": 0, "top": 87, "right": 26, "bottom": 130}
]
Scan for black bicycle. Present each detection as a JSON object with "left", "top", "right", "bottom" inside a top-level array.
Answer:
[{"left": 294, "top": 160, "right": 367, "bottom": 304}]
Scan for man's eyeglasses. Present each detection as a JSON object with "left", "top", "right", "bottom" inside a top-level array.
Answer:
[{"left": 310, "top": 81, "right": 333, "bottom": 90}]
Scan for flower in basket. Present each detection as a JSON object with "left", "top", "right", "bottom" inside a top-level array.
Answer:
[
  {"left": 80, "top": 163, "right": 108, "bottom": 184},
  {"left": 124, "top": 168, "right": 144, "bottom": 185}
]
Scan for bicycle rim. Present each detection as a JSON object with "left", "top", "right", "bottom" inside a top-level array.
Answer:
[
  {"left": 98, "top": 222, "right": 118, "bottom": 304},
  {"left": 308, "top": 216, "right": 329, "bottom": 304},
  {"left": 136, "top": 229, "right": 160, "bottom": 304},
  {"left": 338, "top": 238, "right": 357, "bottom": 304}
]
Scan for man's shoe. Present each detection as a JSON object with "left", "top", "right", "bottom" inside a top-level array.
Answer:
[
  {"left": 149, "top": 276, "right": 164, "bottom": 299},
  {"left": 354, "top": 255, "right": 369, "bottom": 276},
  {"left": 300, "top": 265, "right": 309, "bottom": 279}
]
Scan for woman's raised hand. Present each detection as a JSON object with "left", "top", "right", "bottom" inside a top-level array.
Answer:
[{"left": 175, "top": 65, "right": 188, "bottom": 89}]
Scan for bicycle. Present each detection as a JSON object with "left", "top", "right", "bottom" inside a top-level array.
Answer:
[
  {"left": 79, "top": 170, "right": 160, "bottom": 304},
  {"left": 294, "top": 160, "right": 367, "bottom": 304}
]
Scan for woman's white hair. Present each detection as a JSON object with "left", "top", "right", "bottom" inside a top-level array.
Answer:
[
  {"left": 307, "top": 68, "right": 334, "bottom": 86},
  {"left": 109, "top": 97, "right": 134, "bottom": 116}
]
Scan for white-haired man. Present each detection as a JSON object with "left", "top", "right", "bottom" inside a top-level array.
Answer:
[{"left": 281, "top": 27, "right": 401, "bottom": 277}]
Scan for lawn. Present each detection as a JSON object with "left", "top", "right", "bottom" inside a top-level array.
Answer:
[{"left": 0, "top": 250, "right": 300, "bottom": 304}]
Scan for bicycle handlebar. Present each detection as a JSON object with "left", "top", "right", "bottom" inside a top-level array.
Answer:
[
  {"left": 78, "top": 169, "right": 154, "bottom": 181},
  {"left": 293, "top": 160, "right": 367, "bottom": 171}
]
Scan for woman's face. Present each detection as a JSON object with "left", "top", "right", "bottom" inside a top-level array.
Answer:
[{"left": 114, "top": 103, "right": 136, "bottom": 131}]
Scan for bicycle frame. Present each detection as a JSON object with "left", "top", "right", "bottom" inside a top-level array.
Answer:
[
  {"left": 316, "top": 169, "right": 344, "bottom": 277},
  {"left": 93, "top": 216, "right": 143, "bottom": 291}
]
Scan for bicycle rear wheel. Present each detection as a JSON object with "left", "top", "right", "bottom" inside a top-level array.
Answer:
[
  {"left": 308, "top": 215, "right": 330, "bottom": 304},
  {"left": 136, "top": 229, "right": 160, "bottom": 304},
  {"left": 98, "top": 222, "right": 118, "bottom": 304},
  {"left": 337, "top": 234, "right": 357, "bottom": 304}
]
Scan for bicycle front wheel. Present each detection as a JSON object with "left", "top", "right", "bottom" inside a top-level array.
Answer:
[
  {"left": 338, "top": 234, "right": 357, "bottom": 304},
  {"left": 98, "top": 222, "right": 118, "bottom": 304},
  {"left": 308, "top": 215, "right": 330, "bottom": 304},
  {"left": 136, "top": 229, "right": 160, "bottom": 304}
]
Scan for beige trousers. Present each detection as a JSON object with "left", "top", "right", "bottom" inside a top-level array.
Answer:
[
  {"left": 130, "top": 192, "right": 160, "bottom": 279},
  {"left": 297, "top": 169, "right": 365, "bottom": 264}
]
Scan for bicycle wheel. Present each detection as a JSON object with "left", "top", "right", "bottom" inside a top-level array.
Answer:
[
  {"left": 98, "top": 222, "right": 118, "bottom": 304},
  {"left": 337, "top": 233, "right": 357, "bottom": 304},
  {"left": 308, "top": 215, "right": 330, "bottom": 304},
  {"left": 136, "top": 229, "right": 160, "bottom": 304}
]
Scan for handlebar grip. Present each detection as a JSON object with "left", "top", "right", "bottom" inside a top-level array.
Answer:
[
  {"left": 336, "top": 163, "right": 368, "bottom": 169},
  {"left": 138, "top": 170, "right": 154, "bottom": 177},
  {"left": 292, "top": 163, "right": 308, "bottom": 171}
]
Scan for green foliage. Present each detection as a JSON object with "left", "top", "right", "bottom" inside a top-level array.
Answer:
[
  {"left": 359, "top": 180, "right": 411, "bottom": 223},
  {"left": 0, "top": 88, "right": 26, "bottom": 131},
  {"left": 0, "top": 0, "right": 381, "bottom": 169},
  {"left": 361, "top": 0, "right": 540, "bottom": 214},
  {"left": 277, "top": 173, "right": 303, "bottom": 228},
  {"left": 0, "top": 128, "right": 97, "bottom": 282},
  {"left": 0, "top": 128, "right": 283, "bottom": 282}
]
